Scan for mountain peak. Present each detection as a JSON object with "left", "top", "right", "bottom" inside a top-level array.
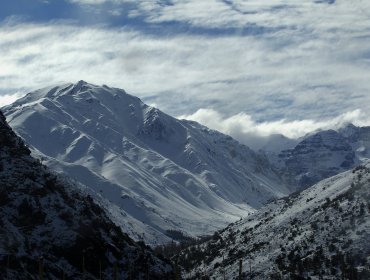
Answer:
[
  {"left": 69, "top": 79, "right": 89, "bottom": 94},
  {"left": 342, "top": 122, "right": 356, "bottom": 129},
  {"left": 338, "top": 122, "right": 359, "bottom": 138},
  {"left": 76, "top": 79, "right": 88, "bottom": 85},
  {"left": 58, "top": 80, "right": 98, "bottom": 97},
  {"left": 3, "top": 81, "right": 132, "bottom": 114},
  {"left": 62, "top": 80, "right": 128, "bottom": 99}
]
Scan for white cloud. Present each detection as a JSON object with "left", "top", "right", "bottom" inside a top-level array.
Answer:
[
  {"left": 179, "top": 108, "right": 370, "bottom": 147},
  {"left": 68, "top": 0, "right": 124, "bottom": 4},
  {"left": 1, "top": 0, "right": 370, "bottom": 128},
  {"left": 0, "top": 93, "right": 23, "bottom": 107}
]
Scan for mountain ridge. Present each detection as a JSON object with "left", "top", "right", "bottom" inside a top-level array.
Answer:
[
  {"left": 3, "top": 81, "right": 290, "bottom": 244},
  {"left": 178, "top": 162, "right": 370, "bottom": 279}
]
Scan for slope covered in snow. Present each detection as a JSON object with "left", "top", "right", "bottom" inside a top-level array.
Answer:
[
  {"left": 0, "top": 110, "right": 173, "bottom": 279},
  {"left": 3, "top": 81, "right": 289, "bottom": 244},
  {"left": 179, "top": 163, "right": 370, "bottom": 279}
]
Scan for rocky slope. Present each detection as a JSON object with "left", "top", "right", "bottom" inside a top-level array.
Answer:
[
  {"left": 274, "top": 129, "right": 356, "bottom": 188},
  {"left": 0, "top": 110, "right": 173, "bottom": 279},
  {"left": 266, "top": 123, "right": 370, "bottom": 190},
  {"left": 3, "top": 81, "right": 290, "bottom": 244},
  {"left": 179, "top": 163, "right": 370, "bottom": 279},
  {"left": 339, "top": 123, "right": 370, "bottom": 161}
]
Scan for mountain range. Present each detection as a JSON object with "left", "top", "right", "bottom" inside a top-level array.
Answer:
[
  {"left": 4, "top": 81, "right": 370, "bottom": 245},
  {"left": 2, "top": 81, "right": 370, "bottom": 279},
  {"left": 3, "top": 81, "right": 290, "bottom": 244},
  {"left": 267, "top": 124, "right": 370, "bottom": 189}
]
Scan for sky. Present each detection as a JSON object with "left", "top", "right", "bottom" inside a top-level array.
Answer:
[{"left": 1, "top": 0, "right": 370, "bottom": 146}]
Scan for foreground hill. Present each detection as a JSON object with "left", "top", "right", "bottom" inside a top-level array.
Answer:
[
  {"left": 3, "top": 81, "right": 289, "bottom": 243},
  {"left": 0, "top": 111, "right": 173, "bottom": 279},
  {"left": 179, "top": 164, "right": 370, "bottom": 279}
]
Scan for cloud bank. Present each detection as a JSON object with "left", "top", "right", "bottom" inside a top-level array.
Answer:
[
  {"left": 179, "top": 108, "right": 370, "bottom": 149},
  {"left": 1, "top": 0, "right": 370, "bottom": 142},
  {"left": 0, "top": 93, "right": 22, "bottom": 107}
]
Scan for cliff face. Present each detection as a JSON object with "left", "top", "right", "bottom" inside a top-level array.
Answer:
[
  {"left": 270, "top": 123, "right": 370, "bottom": 190},
  {"left": 276, "top": 129, "right": 355, "bottom": 188}
]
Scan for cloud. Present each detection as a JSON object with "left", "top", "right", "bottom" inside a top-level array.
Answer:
[
  {"left": 179, "top": 108, "right": 370, "bottom": 149},
  {"left": 0, "top": 92, "right": 23, "bottom": 107},
  {"left": 1, "top": 0, "right": 370, "bottom": 130},
  {"left": 69, "top": 0, "right": 108, "bottom": 3},
  {"left": 68, "top": 0, "right": 131, "bottom": 4}
]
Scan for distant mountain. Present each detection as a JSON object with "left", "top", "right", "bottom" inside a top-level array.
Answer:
[
  {"left": 0, "top": 110, "right": 173, "bottom": 279},
  {"left": 338, "top": 123, "right": 370, "bottom": 160},
  {"left": 3, "top": 81, "right": 289, "bottom": 244},
  {"left": 178, "top": 163, "right": 370, "bottom": 279},
  {"left": 246, "top": 133, "right": 298, "bottom": 154},
  {"left": 264, "top": 124, "right": 370, "bottom": 189},
  {"left": 275, "top": 129, "right": 356, "bottom": 188}
]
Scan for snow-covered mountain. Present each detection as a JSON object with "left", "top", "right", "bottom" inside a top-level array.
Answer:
[
  {"left": 3, "top": 81, "right": 290, "bottom": 244},
  {"left": 274, "top": 129, "right": 356, "bottom": 188},
  {"left": 266, "top": 124, "right": 370, "bottom": 189},
  {"left": 179, "top": 163, "right": 370, "bottom": 279},
  {"left": 338, "top": 123, "right": 370, "bottom": 161},
  {"left": 0, "top": 110, "right": 173, "bottom": 279}
]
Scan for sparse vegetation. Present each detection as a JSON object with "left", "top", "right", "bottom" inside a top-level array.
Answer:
[{"left": 174, "top": 166, "right": 370, "bottom": 279}]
